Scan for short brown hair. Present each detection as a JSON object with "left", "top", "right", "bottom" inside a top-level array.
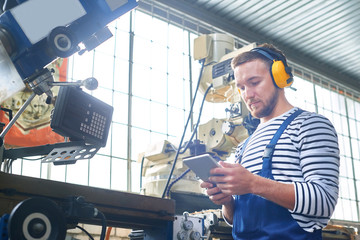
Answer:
[{"left": 231, "top": 43, "right": 287, "bottom": 70}]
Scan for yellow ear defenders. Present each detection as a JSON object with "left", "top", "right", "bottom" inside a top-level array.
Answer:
[{"left": 251, "top": 47, "right": 294, "bottom": 88}]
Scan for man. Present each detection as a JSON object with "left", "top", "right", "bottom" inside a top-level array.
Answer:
[{"left": 200, "top": 44, "right": 339, "bottom": 239}]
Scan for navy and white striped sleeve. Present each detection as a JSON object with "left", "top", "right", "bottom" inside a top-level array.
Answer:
[{"left": 291, "top": 113, "right": 340, "bottom": 219}]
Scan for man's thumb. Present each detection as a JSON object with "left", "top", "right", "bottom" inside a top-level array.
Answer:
[{"left": 219, "top": 161, "right": 236, "bottom": 168}]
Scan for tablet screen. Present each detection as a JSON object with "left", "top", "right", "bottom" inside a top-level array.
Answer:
[{"left": 183, "top": 153, "right": 221, "bottom": 181}]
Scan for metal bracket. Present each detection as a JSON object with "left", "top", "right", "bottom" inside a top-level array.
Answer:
[{"left": 42, "top": 144, "right": 100, "bottom": 165}]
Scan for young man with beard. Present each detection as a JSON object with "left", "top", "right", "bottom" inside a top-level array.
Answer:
[{"left": 200, "top": 44, "right": 339, "bottom": 239}]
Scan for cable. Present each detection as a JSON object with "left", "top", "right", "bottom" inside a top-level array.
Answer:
[
  {"left": 76, "top": 225, "right": 94, "bottom": 240},
  {"left": 1, "top": 158, "right": 7, "bottom": 172},
  {"left": 2, "top": 158, "right": 14, "bottom": 173},
  {"left": 165, "top": 143, "right": 178, "bottom": 153},
  {"left": 96, "top": 210, "right": 107, "bottom": 240},
  {"left": 166, "top": 169, "right": 191, "bottom": 197},
  {"left": 179, "top": 84, "right": 212, "bottom": 154},
  {"left": 139, "top": 155, "right": 145, "bottom": 192},
  {"left": 6, "top": 159, "right": 12, "bottom": 173},
  {"left": 161, "top": 58, "right": 206, "bottom": 198},
  {"left": 105, "top": 227, "right": 112, "bottom": 240},
  {"left": 22, "top": 156, "right": 46, "bottom": 161},
  {"left": 166, "top": 84, "right": 213, "bottom": 197},
  {"left": 68, "top": 197, "right": 106, "bottom": 240},
  {"left": 2, "top": 0, "right": 7, "bottom": 12}
]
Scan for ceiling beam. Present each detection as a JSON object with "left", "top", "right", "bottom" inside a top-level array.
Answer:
[{"left": 140, "top": 0, "right": 360, "bottom": 93}]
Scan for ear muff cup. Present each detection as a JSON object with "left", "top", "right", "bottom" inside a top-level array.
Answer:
[
  {"left": 251, "top": 47, "right": 293, "bottom": 88},
  {"left": 271, "top": 60, "right": 293, "bottom": 88}
]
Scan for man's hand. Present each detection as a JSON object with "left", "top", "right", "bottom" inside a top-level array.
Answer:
[
  {"left": 208, "top": 161, "right": 256, "bottom": 196},
  {"left": 200, "top": 181, "right": 233, "bottom": 206},
  {"left": 208, "top": 161, "right": 295, "bottom": 210},
  {"left": 200, "top": 179, "right": 235, "bottom": 224}
]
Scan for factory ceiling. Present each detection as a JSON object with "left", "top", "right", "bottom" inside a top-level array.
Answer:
[{"left": 139, "top": 0, "right": 360, "bottom": 93}]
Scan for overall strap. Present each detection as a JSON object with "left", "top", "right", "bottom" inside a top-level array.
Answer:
[
  {"left": 262, "top": 109, "right": 304, "bottom": 170},
  {"left": 237, "top": 136, "right": 251, "bottom": 163}
]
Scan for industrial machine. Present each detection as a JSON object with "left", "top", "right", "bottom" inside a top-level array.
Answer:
[
  {"left": 0, "top": 0, "right": 138, "bottom": 103},
  {"left": 140, "top": 34, "right": 259, "bottom": 199},
  {"left": 136, "top": 34, "right": 258, "bottom": 239},
  {"left": 0, "top": 0, "right": 140, "bottom": 239},
  {"left": 0, "top": 0, "right": 139, "bottom": 163}
]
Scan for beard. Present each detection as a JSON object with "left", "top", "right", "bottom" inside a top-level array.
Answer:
[{"left": 248, "top": 87, "right": 280, "bottom": 119}]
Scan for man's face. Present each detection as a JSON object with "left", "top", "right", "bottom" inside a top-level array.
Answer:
[{"left": 234, "top": 59, "right": 279, "bottom": 120}]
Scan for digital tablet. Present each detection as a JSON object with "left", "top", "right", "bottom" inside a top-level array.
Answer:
[{"left": 183, "top": 153, "right": 221, "bottom": 181}]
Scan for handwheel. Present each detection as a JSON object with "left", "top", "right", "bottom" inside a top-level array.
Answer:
[
  {"left": 8, "top": 197, "right": 66, "bottom": 240},
  {"left": 47, "top": 26, "right": 78, "bottom": 58}
]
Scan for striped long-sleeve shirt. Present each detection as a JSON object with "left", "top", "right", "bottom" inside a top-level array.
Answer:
[{"left": 234, "top": 107, "right": 340, "bottom": 232}]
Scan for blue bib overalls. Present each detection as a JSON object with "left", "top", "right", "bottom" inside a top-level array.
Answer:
[{"left": 232, "top": 109, "right": 322, "bottom": 240}]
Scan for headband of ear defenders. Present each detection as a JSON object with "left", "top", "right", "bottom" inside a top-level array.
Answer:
[
  {"left": 251, "top": 47, "right": 293, "bottom": 88},
  {"left": 251, "top": 47, "right": 287, "bottom": 65}
]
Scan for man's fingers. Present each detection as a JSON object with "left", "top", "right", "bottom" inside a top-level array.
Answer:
[
  {"left": 206, "top": 185, "right": 221, "bottom": 196},
  {"left": 210, "top": 162, "right": 239, "bottom": 175},
  {"left": 209, "top": 193, "right": 232, "bottom": 205},
  {"left": 200, "top": 181, "right": 214, "bottom": 188},
  {"left": 219, "top": 161, "right": 237, "bottom": 168},
  {"left": 208, "top": 175, "right": 227, "bottom": 183}
]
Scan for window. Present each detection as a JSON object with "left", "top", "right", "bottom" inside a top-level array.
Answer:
[{"left": 286, "top": 72, "right": 360, "bottom": 222}]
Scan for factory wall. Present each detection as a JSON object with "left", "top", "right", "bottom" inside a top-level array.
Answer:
[{"left": 10, "top": 7, "right": 360, "bottom": 226}]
